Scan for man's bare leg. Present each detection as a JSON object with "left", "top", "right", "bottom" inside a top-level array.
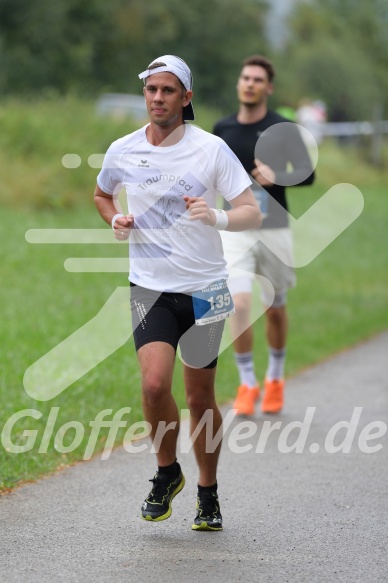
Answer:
[
  {"left": 137, "top": 341, "right": 179, "bottom": 466},
  {"left": 184, "top": 365, "right": 221, "bottom": 486}
]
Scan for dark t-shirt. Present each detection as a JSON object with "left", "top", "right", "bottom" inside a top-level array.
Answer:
[{"left": 213, "top": 110, "right": 315, "bottom": 228}]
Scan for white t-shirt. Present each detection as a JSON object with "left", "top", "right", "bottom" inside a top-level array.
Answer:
[{"left": 97, "top": 123, "right": 251, "bottom": 292}]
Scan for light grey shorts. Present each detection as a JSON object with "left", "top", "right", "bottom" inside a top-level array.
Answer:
[{"left": 220, "top": 228, "right": 296, "bottom": 307}]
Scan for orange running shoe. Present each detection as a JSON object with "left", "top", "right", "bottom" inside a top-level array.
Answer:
[
  {"left": 261, "top": 379, "right": 284, "bottom": 413},
  {"left": 233, "top": 384, "right": 260, "bottom": 416}
]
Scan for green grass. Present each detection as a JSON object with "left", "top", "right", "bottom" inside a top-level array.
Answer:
[
  {"left": 0, "top": 95, "right": 222, "bottom": 209},
  {"left": 0, "top": 98, "right": 387, "bottom": 492}
]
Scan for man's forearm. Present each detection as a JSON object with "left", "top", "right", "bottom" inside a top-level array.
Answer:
[
  {"left": 225, "top": 203, "right": 262, "bottom": 231},
  {"left": 94, "top": 192, "right": 119, "bottom": 226},
  {"left": 275, "top": 168, "right": 315, "bottom": 187}
]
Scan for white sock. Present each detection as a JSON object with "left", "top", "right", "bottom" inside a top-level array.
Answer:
[
  {"left": 234, "top": 352, "right": 257, "bottom": 388},
  {"left": 266, "top": 347, "right": 286, "bottom": 381}
]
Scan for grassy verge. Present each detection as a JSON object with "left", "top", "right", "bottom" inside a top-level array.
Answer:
[{"left": 0, "top": 98, "right": 387, "bottom": 492}]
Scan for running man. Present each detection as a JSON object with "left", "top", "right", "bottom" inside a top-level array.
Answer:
[
  {"left": 213, "top": 55, "right": 315, "bottom": 416},
  {"left": 94, "top": 55, "right": 261, "bottom": 530}
]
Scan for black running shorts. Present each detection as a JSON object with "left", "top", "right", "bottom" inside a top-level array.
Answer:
[{"left": 130, "top": 283, "right": 225, "bottom": 369}]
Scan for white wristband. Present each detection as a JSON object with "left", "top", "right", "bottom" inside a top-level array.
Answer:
[
  {"left": 211, "top": 208, "right": 228, "bottom": 230},
  {"left": 111, "top": 213, "right": 124, "bottom": 229}
]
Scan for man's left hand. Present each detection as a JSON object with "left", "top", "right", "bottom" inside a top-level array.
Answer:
[{"left": 183, "top": 196, "right": 216, "bottom": 226}]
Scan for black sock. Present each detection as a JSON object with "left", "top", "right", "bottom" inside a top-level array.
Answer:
[
  {"left": 198, "top": 482, "right": 217, "bottom": 495},
  {"left": 158, "top": 460, "right": 180, "bottom": 479}
]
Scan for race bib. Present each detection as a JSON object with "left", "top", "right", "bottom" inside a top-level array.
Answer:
[
  {"left": 192, "top": 279, "right": 235, "bottom": 326},
  {"left": 252, "top": 185, "right": 269, "bottom": 218}
]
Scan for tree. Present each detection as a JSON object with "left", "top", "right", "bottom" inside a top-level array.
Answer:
[
  {"left": 272, "top": 0, "right": 388, "bottom": 120},
  {"left": 0, "top": 0, "right": 269, "bottom": 110},
  {"left": 0, "top": 0, "right": 113, "bottom": 93}
]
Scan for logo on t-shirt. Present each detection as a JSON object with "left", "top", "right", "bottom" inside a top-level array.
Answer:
[{"left": 138, "top": 159, "right": 149, "bottom": 167}]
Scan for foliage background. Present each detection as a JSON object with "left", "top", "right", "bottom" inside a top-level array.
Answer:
[{"left": 0, "top": 0, "right": 387, "bottom": 118}]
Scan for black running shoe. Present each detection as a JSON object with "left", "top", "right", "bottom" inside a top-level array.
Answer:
[
  {"left": 141, "top": 469, "right": 185, "bottom": 521},
  {"left": 192, "top": 490, "right": 223, "bottom": 531}
]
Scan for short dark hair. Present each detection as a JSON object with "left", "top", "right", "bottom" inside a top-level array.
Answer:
[{"left": 241, "top": 55, "right": 275, "bottom": 82}]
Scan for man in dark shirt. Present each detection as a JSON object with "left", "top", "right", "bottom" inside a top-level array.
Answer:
[{"left": 213, "top": 55, "right": 315, "bottom": 415}]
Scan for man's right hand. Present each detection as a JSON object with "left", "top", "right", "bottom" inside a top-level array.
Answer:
[
  {"left": 113, "top": 214, "right": 134, "bottom": 240},
  {"left": 251, "top": 158, "right": 276, "bottom": 186}
]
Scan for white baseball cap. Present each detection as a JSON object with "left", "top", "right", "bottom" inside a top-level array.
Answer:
[{"left": 138, "top": 55, "right": 194, "bottom": 121}]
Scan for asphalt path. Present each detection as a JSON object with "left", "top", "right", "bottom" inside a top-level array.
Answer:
[{"left": 1, "top": 332, "right": 387, "bottom": 582}]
